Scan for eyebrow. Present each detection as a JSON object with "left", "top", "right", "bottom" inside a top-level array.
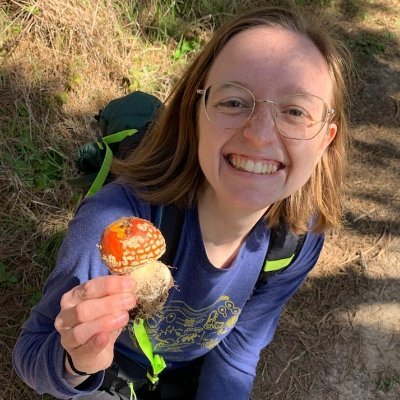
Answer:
[
  {"left": 279, "top": 83, "right": 314, "bottom": 95},
  {"left": 227, "top": 80, "right": 246, "bottom": 87},
  {"left": 225, "top": 80, "right": 316, "bottom": 98}
]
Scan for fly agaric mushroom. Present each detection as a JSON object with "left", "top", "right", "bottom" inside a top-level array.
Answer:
[{"left": 99, "top": 216, "right": 173, "bottom": 320}]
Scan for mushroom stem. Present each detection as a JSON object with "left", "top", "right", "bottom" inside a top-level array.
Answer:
[{"left": 128, "top": 260, "right": 174, "bottom": 320}]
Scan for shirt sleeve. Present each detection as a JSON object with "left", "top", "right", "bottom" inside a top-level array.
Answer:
[
  {"left": 12, "top": 183, "right": 147, "bottom": 398},
  {"left": 195, "top": 233, "right": 324, "bottom": 400}
]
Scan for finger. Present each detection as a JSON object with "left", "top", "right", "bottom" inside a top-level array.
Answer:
[
  {"left": 67, "top": 331, "right": 114, "bottom": 374},
  {"left": 60, "top": 275, "right": 136, "bottom": 310},
  {"left": 110, "top": 327, "right": 124, "bottom": 343},
  {"left": 55, "top": 292, "right": 136, "bottom": 330},
  {"left": 60, "top": 310, "right": 130, "bottom": 350}
]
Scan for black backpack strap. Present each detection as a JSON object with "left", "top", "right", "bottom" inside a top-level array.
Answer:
[
  {"left": 151, "top": 204, "right": 185, "bottom": 266},
  {"left": 258, "top": 225, "right": 306, "bottom": 284}
]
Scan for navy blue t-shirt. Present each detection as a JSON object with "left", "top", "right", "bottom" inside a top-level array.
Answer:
[{"left": 13, "top": 182, "right": 324, "bottom": 399}]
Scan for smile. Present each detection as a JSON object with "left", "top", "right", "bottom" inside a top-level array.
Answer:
[{"left": 228, "top": 154, "right": 280, "bottom": 175}]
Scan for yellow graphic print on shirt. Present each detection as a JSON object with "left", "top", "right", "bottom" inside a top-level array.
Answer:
[{"left": 146, "top": 296, "right": 241, "bottom": 353}]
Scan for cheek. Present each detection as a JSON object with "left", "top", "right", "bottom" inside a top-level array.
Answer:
[
  {"left": 197, "top": 136, "right": 208, "bottom": 173},
  {"left": 305, "top": 124, "right": 336, "bottom": 164},
  {"left": 197, "top": 119, "right": 217, "bottom": 178},
  {"left": 197, "top": 111, "right": 227, "bottom": 159},
  {"left": 197, "top": 113, "right": 208, "bottom": 164},
  {"left": 288, "top": 141, "right": 326, "bottom": 180}
]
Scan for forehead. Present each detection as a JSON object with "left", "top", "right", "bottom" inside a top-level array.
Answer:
[{"left": 206, "top": 27, "right": 333, "bottom": 100}]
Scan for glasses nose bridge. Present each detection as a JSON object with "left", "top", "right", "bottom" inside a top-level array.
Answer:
[{"left": 253, "top": 98, "right": 278, "bottom": 120}]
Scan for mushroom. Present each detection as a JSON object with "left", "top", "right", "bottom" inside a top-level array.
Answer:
[{"left": 99, "top": 216, "right": 174, "bottom": 320}]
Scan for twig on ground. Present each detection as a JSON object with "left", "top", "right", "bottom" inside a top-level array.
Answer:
[
  {"left": 337, "top": 228, "right": 388, "bottom": 268},
  {"left": 360, "top": 251, "right": 368, "bottom": 270},
  {"left": 275, "top": 351, "right": 306, "bottom": 383},
  {"left": 353, "top": 207, "right": 376, "bottom": 222}
]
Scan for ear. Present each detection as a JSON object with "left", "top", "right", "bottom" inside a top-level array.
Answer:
[
  {"left": 327, "top": 123, "right": 337, "bottom": 144},
  {"left": 320, "top": 122, "right": 337, "bottom": 152}
]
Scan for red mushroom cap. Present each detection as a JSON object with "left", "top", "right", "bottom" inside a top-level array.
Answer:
[{"left": 99, "top": 216, "right": 166, "bottom": 274}]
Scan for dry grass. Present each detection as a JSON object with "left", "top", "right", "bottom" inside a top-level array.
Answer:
[{"left": 1, "top": 0, "right": 399, "bottom": 399}]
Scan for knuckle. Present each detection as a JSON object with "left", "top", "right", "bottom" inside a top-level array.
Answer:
[
  {"left": 59, "top": 292, "right": 71, "bottom": 309},
  {"left": 54, "top": 315, "right": 62, "bottom": 332},
  {"left": 80, "top": 281, "right": 95, "bottom": 300},
  {"left": 74, "top": 302, "right": 89, "bottom": 323},
  {"left": 104, "top": 297, "right": 116, "bottom": 315},
  {"left": 71, "top": 327, "right": 86, "bottom": 347}
]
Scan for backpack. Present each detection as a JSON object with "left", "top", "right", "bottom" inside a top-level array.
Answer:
[
  {"left": 71, "top": 91, "right": 163, "bottom": 197},
  {"left": 71, "top": 90, "right": 305, "bottom": 277}
]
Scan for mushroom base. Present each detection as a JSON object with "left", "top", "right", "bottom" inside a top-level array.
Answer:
[{"left": 127, "top": 260, "right": 174, "bottom": 321}]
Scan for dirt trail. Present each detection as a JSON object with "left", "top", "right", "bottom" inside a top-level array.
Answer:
[{"left": 312, "top": 238, "right": 400, "bottom": 400}]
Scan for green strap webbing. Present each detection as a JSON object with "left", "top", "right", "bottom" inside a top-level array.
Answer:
[
  {"left": 127, "top": 380, "right": 137, "bottom": 400},
  {"left": 133, "top": 319, "right": 166, "bottom": 384},
  {"left": 85, "top": 129, "right": 137, "bottom": 197},
  {"left": 263, "top": 254, "right": 295, "bottom": 272}
]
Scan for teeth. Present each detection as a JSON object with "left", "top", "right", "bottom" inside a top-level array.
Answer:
[
  {"left": 253, "top": 161, "right": 262, "bottom": 174},
  {"left": 245, "top": 159, "right": 254, "bottom": 171},
  {"left": 229, "top": 155, "right": 279, "bottom": 175}
]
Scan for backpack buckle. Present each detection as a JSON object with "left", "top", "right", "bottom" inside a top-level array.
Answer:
[{"left": 146, "top": 372, "right": 160, "bottom": 391}]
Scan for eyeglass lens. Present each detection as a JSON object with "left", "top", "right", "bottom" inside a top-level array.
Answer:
[{"left": 203, "top": 83, "right": 328, "bottom": 139}]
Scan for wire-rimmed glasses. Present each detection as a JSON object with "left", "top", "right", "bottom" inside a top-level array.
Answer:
[{"left": 197, "top": 82, "right": 335, "bottom": 140}]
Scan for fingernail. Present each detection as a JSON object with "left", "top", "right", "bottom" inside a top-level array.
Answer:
[
  {"left": 122, "top": 277, "right": 135, "bottom": 290},
  {"left": 114, "top": 311, "right": 128, "bottom": 324},
  {"left": 121, "top": 293, "right": 135, "bottom": 308}
]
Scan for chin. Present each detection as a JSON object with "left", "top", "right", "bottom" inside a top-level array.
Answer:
[{"left": 225, "top": 191, "right": 273, "bottom": 213}]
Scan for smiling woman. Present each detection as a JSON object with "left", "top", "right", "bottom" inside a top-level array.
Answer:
[
  {"left": 197, "top": 26, "right": 338, "bottom": 218},
  {"left": 13, "top": 5, "right": 352, "bottom": 400},
  {"left": 113, "top": 7, "right": 350, "bottom": 235}
]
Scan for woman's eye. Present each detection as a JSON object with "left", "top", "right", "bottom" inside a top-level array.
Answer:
[
  {"left": 286, "top": 108, "right": 305, "bottom": 117},
  {"left": 218, "top": 99, "right": 245, "bottom": 108}
]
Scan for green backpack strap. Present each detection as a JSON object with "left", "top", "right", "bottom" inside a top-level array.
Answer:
[
  {"left": 132, "top": 320, "right": 166, "bottom": 386},
  {"left": 259, "top": 225, "right": 306, "bottom": 282},
  {"left": 85, "top": 129, "right": 137, "bottom": 197}
]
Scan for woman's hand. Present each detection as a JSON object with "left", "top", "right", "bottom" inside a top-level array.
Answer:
[{"left": 55, "top": 275, "right": 136, "bottom": 375}]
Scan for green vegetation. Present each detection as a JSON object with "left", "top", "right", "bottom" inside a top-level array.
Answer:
[
  {"left": 346, "top": 30, "right": 393, "bottom": 56},
  {"left": 0, "top": 261, "right": 18, "bottom": 285},
  {"left": 377, "top": 370, "right": 400, "bottom": 392}
]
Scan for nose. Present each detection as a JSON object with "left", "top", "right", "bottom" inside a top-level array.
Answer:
[{"left": 242, "top": 103, "right": 279, "bottom": 147}]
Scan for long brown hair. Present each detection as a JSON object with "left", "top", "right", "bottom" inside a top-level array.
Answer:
[{"left": 112, "top": 6, "right": 352, "bottom": 233}]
